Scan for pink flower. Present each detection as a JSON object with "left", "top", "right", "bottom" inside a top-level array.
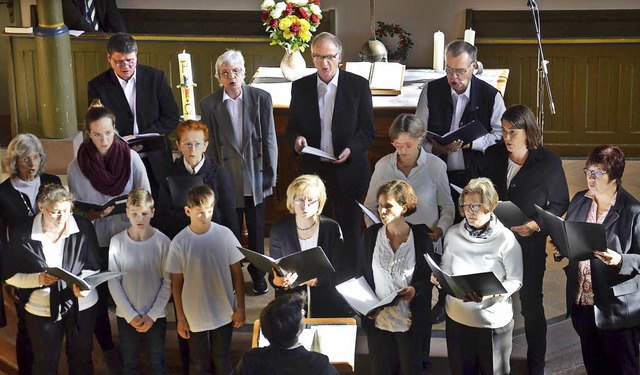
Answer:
[
  {"left": 290, "top": 23, "right": 301, "bottom": 34},
  {"left": 261, "top": 11, "right": 270, "bottom": 22},
  {"left": 281, "top": 8, "right": 292, "bottom": 17},
  {"left": 310, "top": 14, "right": 320, "bottom": 25},
  {"left": 296, "top": 7, "right": 309, "bottom": 19},
  {"left": 269, "top": 18, "right": 279, "bottom": 28}
]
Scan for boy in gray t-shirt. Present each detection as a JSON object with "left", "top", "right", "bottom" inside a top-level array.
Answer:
[{"left": 166, "top": 185, "right": 246, "bottom": 374}]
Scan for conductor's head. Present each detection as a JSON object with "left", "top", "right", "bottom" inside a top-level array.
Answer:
[{"left": 260, "top": 294, "right": 305, "bottom": 348}]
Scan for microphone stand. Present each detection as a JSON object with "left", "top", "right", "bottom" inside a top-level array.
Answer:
[{"left": 528, "top": 0, "right": 555, "bottom": 145}]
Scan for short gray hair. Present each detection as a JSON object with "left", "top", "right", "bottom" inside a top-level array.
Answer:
[
  {"left": 446, "top": 40, "right": 477, "bottom": 63},
  {"left": 311, "top": 32, "right": 343, "bottom": 53},
  {"left": 3, "top": 133, "right": 47, "bottom": 178},
  {"left": 215, "top": 50, "right": 246, "bottom": 86}
]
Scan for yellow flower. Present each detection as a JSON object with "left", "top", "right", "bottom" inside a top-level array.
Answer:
[
  {"left": 299, "top": 30, "right": 312, "bottom": 42},
  {"left": 299, "top": 18, "right": 310, "bottom": 32},
  {"left": 279, "top": 17, "right": 292, "bottom": 31}
]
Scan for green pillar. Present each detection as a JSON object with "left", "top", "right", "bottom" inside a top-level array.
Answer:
[{"left": 35, "top": 0, "right": 77, "bottom": 138}]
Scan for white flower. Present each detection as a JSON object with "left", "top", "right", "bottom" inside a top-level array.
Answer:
[
  {"left": 309, "top": 4, "right": 321, "bottom": 15},
  {"left": 295, "top": 0, "right": 309, "bottom": 5},
  {"left": 260, "top": 0, "right": 275, "bottom": 10},
  {"left": 270, "top": 2, "right": 287, "bottom": 19}
]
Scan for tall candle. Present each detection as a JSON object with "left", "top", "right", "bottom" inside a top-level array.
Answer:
[
  {"left": 178, "top": 51, "right": 193, "bottom": 86},
  {"left": 433, "top": 31, "right": 445, "bottom": 71},
  {"left": 181, "top": 86, "right": 197, "bottom": 120},
  {"left": 464, "top": 28, "right": 476, "bottom": 46}
]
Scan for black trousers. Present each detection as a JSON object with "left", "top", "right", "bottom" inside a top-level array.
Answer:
[
  {"left": 362, "top": 317, "right": 425, "bottom": 375},
  {"left": 571, "top": 304, "right": 640, "bottom": 375},
  {"left": 15, "top": 299, "right": 33, "bottom": 375},
  {"left": 446, "top": 316, "right": 514, "bottom": 375},
  {"left": 237, "top": 197, "right": 266, "bottom": 281},
  {"left": 26, "top": 304, "right": 98, "bottom": 375}
]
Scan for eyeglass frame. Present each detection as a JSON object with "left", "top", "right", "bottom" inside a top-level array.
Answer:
[
  {"left": 583, "top": 168, "right": 608, "bottom": 179},
  {"left": 220, "top": 68, "right": 243, "bottom": 79},
  {"left": 312, "top": 53, "right": 340, "bottom": 62},
  {"left": 43, "top": 207, "right": 72, "bottom": 219},
  {"left": 109, "top": 56, "right": 137, "bottom": 67},
  {"left": 460, "top": 203, "right": 483, "bottom": 213},
  {"left": 390, "top": 140, "right": 420, "bottom": 150},
  {"left": 445, "top": 61, "right": 475, "bottom": 76},
  {"left": 293, "top": 197, "right": 319, "bottom": 206},
  {"left": 19, "top": 154, "right": 42, "bottom": 164},
  {"left": 180, "top": 142, "right": 206, "bottom": 149}
]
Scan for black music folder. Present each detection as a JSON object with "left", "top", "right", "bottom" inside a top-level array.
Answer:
[
  {"left": 494, "top": 201, "right": 531, "bottom": 229},
  {"left": 534, "top": 205, "right": 606, "bottom": 261},
  {"left": 426, "top": 120, "right": 488, "bottom": 145},
  {"left": 425, "top": 254, "right": 507, "bottom": 299},
  {"left": 120, "top": 133, "right": 168, "bottom": 152},
  {"left": 166, "top": 175, "right": 205, "bottom": 208},
  {"left": 74, "top": 195, "right": 128, "bottom": 216},
  {"left": 237, "top": 246, "right": 335, "bottom": 289}
]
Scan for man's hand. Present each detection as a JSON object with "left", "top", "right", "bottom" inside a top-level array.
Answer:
[
  {"left": 594, "top": 249, "right": 622, "bottom": 267},
  {"left": 177, "top": 318, "right": 190, "bottom": 339},
  {"left": 294, "top": 136, "right": 308, "bottom": 154},
  {"left": 432, "top": 139, "right": 464, "bottom": 156},
  {"left": 331, "top": 148, "right": 351, "bottom": 164},
  {"left": 86, "top": 206, "right": 115, "bottom": 221},
  {"left": 300, "top": 278, "right": 318, "bottom": 287},
  {"left": 232, "top": 307, "right": 246, "bottom": 328}
]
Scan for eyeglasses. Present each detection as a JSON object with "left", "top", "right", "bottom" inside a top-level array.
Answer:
[
  {"left": 180, "top": 142, "right": 205, "bottom": 149},
  {"left": 294, "top": 197, "right": 319, "bottom": 206},
  {"left": 501, "top": 128, "right": 522, "bottom": 138},
  {"left": 19, "top": 154, "right": 41, "bottom": 164},
  {"left": 390, "top": 140, "right": 418, "bottom": 150},
  {"left": 445, "top": 62, "right": 474, "bottom": 76},
  {"left": 460, "top": 203, "right": 483, "bottom": 213},
  {"left": 43, "top": 207, "right": 71, "bottom": 219},
  {"left": 583, "top": 168, "right": 608, "bottom": 179},
  {"left": 220, "top": 68, "right": 242, "bottom": 78},
  {"left": 111, "top": 58, "right": 136, "bottom": 67},
  {"left": 312, "top": 53, "right": 340, "bottom": 62}
]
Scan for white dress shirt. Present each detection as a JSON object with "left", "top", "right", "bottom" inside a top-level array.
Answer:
[
  {"left": 116, "top": 70, "right": 138, "bottom": 134},
  {"left": 317, "top": 70, "right": 339, "bottom": 158}
]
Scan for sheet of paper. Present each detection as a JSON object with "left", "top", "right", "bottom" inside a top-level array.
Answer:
[{"left": 301, "top": 146, "right": 336, "bottom": 161}]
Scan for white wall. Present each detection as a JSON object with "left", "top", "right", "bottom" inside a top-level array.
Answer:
[{"left": 116, "top": 0, "right": 640, "bottom": 67}]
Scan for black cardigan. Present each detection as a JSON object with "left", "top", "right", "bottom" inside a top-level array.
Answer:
[{"left": 268, "top": 215, "right": 351, "bottom": 317}]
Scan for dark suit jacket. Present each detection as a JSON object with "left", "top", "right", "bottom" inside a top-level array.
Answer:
[
  {"left": 285, "top": 71, "right": 375, "bottom": 197},
  {"left": 233, "top": 346, "right": 337, "bottom": 375},
  {"left": 200, "top": 84, "right": 278, "bottom": 206},
  {"left": 268, "top": 215, "right": 350, "bottom": 317},
  {"left": 62, "top": 0, "right": 127, "bottom": 33},
  {"left": 358, "top": 223, "right": 433, "bottom": 330},
  {"left": 0, "top": 174, "right": 61, "bottom": 245},
  {"left": 564, "top": 187, "right": 640, "bottom": 329},
  {"left": 88, "top": 65, "right": 179, "bottom": 137},
  {"left": 481, "top": 144, "right": 569, "bottom": 251}
]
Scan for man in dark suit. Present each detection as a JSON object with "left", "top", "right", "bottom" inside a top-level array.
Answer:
[
  {"left": 88, "top": 33, "right": 180, "bottom": 199},
  {"left": 285, "top": 32, "right": 375, "bottom": 273},
  {"left": 200, "top": 50, "right": 278, "bottom": 295},
  {"left": 62, "top": 0, "right": 127, "bottom": 33}
]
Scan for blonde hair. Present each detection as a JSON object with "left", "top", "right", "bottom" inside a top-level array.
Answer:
[
  {"left": 37, "top": 183, "right": 74, "bottom": 207},
  {"left": 127, "top": 188, "right": 154, "bottom": 210},
  {"left": 285, "top": 174, "right": 327, "bottom": 215},
  {"left": 458, "top": 177, "right": 499, "bottom": 215}
]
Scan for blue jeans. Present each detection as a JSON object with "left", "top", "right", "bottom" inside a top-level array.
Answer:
[
  {"left": 189, "top": 323, "right": 233, "bottom": 375},
  {"left": 117, "top": 317, "right": 167, "bottom": 375}
]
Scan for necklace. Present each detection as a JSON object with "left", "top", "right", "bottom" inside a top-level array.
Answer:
[
  {"left": 19, "top": 192, "right": 34, "bottom": 217},
  {"left": 296, "top": 219, "right": 317, "bottom": 231}
]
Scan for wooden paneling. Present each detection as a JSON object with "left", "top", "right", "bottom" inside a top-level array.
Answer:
[{"left": 477, "top": 39, "right": 640, "bottom": 156}]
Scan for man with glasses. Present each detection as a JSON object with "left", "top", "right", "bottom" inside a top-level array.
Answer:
[
  {"left": 88, "top": 33, "right": 180, "bottom": 200},
  {"left": 416, "top": 40, "right": 505, "bottom": 189},
  {"left": 200, "top": 50, "right": 278, "bottom": 296},
  {"left": 286, "top": 32, "right": 375, "bottom": 275}
]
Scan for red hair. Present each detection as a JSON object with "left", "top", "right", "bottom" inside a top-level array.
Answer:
[{"left": 176, "top": 120, "right": 209, "bottom": 142}]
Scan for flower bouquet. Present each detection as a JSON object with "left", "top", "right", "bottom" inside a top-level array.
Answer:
[{"left": 261, "top": 0, "right": 323, "bottom": 53}]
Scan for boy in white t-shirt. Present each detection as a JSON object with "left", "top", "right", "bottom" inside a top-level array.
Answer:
[
  {"left": 166, "top": 185, "right": 246, "bottom": 375},
  {"left": 108, "top": 188, "right": 172, "bottom": 374}
]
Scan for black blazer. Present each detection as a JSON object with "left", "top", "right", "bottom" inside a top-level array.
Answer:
[
  {"left": 268, "top": 215, "right": 350, "bottom": 317},
  {"left": 481, "top": 144, "right": 569, "bottom": 248},
  {"left": 358, "top": 223, "right": 433, "bottom": 329},
  {"left": 62, "top": 0, "right": 127, "bottom": 33},
  {"left": 285, "top": 71, "right": 375, "bottom": 196},
  {"left": 564, "top": 187, "right": 640, "bottom": 329},
  {"left": 0, "top": 173, "right": 61, "bottom": 245},
  {"left": 88, "top": 65, "right": 180, "bottom": 137}
]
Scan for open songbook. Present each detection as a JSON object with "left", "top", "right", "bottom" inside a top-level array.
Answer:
[
  {"left": 534, "top": 204, "right": 606, "bottom": 261},
  {"left": 74, "top": 195, "right": 128, "bottom": 216},
  {"left": 237, "top": 246, "right": 335, "bottom": 289},
  {"left": 335, "top": 276, "right": 402, "bottom": 316},
  {"left": 425, "top": 254, "right": 507, "bottom": 299},
  {"left": 427, "top": 120, "right": 488, "bottom": 146},
  {"left": 344, "top": 61, "right": 405, "bottom": 95},
  {"left": 45, "top": 267, "right": 124, "bottom": 291},
  {"left": 494, "top": 201, "right": 531, "bottom": 229}
]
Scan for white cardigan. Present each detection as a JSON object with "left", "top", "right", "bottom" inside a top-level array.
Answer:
[{"left": 441, "top": 218, "right": 523, "bottom": 329}]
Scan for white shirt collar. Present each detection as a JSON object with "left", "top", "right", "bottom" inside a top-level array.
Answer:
[
  {"left": 183, "top": 154, "right": 206, "bottom": 175},
  {"left": 316, "top": 69, "right": 339, "bottom": 89},
  {"left": 114, "top": 69, "right": 137, "bottom": 87},
  {"left": 450, "top": 78, "right": 472, "bottom": 100},
  {"left": 223, "top": 87, "right": 243, "bottom": 102},
  {"left": 31, "top": 213, "right": 80, "bottom": 242}
]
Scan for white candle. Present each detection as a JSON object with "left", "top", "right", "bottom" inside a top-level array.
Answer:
[
  {"left": 178, "top": 51, "right": 193, "bottom": 86},
  {"left": 433, "top": 31, "right": 445, "bottom": 71},
  {"left": 464, "top": 28, "right": 476, "bottom": 46},
  {"left": 181, "top": 86, "right": 197, "bottom": 120}
]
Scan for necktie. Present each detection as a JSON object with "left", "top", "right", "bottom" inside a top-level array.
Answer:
[{"left": 87, "top": 0, "right": 99, "bottom": 31}]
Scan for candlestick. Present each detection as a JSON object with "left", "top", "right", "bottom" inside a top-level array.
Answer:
[
  {"left": 464, "top": 28, "right": 476, "bottom": 46},
  {"left": 433, "top": 31, "right": 445, "bottom": 71}
]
